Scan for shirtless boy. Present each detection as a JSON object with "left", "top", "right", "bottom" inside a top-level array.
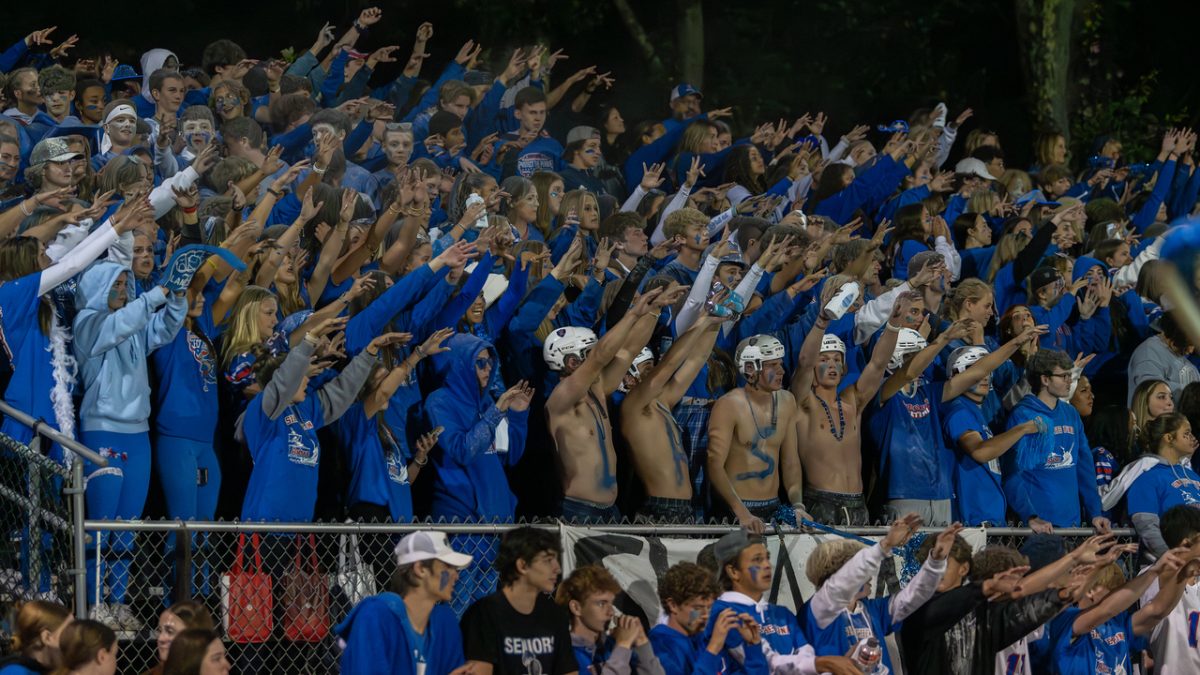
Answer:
[
  {"left": 791, "top": 290, "right": 922, "bottom": 526},
  {"left": 620, "top": 311, "right": 723, "bottom": 523},
  {"left": 544, "top": 285, "right": 686, "bottom": 523},
  {"left": 707, "top": 335, "right": 804, "bottom": 533}
]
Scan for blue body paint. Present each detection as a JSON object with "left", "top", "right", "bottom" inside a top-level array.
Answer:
[
  {"left": 735, "top": 439, "right": 776, "bottom": 481},
  {"left": 439, "top": 570, "right": 450, "bottom": 591},
  {"left": 587, "top": 392, "right": 617, "bottom": 490},
  {"left": 655, "top": 402, "right": 689, "bottom": 486}
]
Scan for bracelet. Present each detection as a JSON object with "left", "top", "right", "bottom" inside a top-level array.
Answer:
[
  {"left": 267, "top": 188, "right": 283, "bottom": 199},
  {"left": 414, "top": 454, "right": 428, "bottom": 467},
  {"left": 312, "top": 164, "right": 327, "bottom": 175},
  {"left": 19, "top": 199, "right": 33, "bottom": 217},
  {"left": 354, "top": 21, "right": 368, "bottom": 33},
  {"left": 205, "top": 259, "right": 220, "bottom": 271},
  {"left": 885, "top": 322, "right": 902, "bottom": 333}
]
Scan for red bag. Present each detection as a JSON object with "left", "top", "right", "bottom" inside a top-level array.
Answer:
[
  {"left": 282, "top": 534, "right": 330, "bottom": 642},
  {"left": 221, "top": 534, "right": 273, "bottom": 643}
]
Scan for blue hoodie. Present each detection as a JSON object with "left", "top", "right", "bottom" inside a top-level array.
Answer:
[
  {"left": 73, "top": 261, "right": 186, "bottom": 433},
  {"left": 647, "top": 624, "right": 725, "bottom": 675},
  {"left": 425, "top": 334, "right": 529, "bottom": 521},
  {"left": 1002, "top": 393, "right": 1102, "bottom": 526},
  {"left": 704, "top": 593, "right": 787, "bottom": 674},
  {"left": 335, "top": 592, "right": 465, "bottom": 675}
]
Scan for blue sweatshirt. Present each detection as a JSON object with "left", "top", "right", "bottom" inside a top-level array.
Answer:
[
  {"left": 73, "top": 261, "right": 186, "bottom": 433},
  {"left": 813, "top": 155, "right": 909, "bottom": 224},
  {"left": 335, "top": 592, "right": 465, "bottom": 675},
  {"left": 333, "top": 402, "right": 414, "bottom": 522},
  {"left": 425, "top": 334, "right": 529, "bottom": 522},
  {"left": 492, "top": 133, "right": 564, "bottom": 180},
  {"left": 704, "top": 593, "right": 788, "bottom": 674},
  {"left": 1003, "top": 394, "right": 1102, "bottom": 526},
  {"left": 647, "top": 624, "right": 725, "bottom": 675},
  {"left": 151, "top": 319, "right": 219, "bottom": 443}
]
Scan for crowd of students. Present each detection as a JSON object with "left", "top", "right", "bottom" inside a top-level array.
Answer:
[
  {"left": 5, "top": 514, "right": 1200, "bottom": 675},
  {"left": 1, "top": 8, "right": 1200, "bottom": 668}
]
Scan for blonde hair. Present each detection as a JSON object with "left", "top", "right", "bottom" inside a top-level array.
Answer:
[
  {"left": 988, "top": 229, "right": 1030, "bottom": 282},
  {"left": 967, "top": 191, "right": 998, "bottom": 216},
  {"left": 1000, "top": 169, "right": 1032, "bottom": 198},
  {"left": 805, "top": 539, "right": 866, "bottom": 587},
  {"left": 531, "top": 171, "right": 563, "bottom": 238},
  {"left": 1092, "top": 562, "right": 1125, "bottom": 593},
  {"left": 946, "top": 278, "right": 993, "bottom": 320},
  {"left": 662, "top": 207, "right": 708, "bottom": 241},
  {"left": 678, "top": 120, "right": 718, "bottom": 154},
  {"left": 557, "top": 189, "right": 599, "bottom": 234},
  {"left": 964, "top": 129, "right": 999, "bottom": 156},
  {"left": 1131, "top": 379, "right": 1172, "bottom": 435},
  {"left": 11, "top": 600, "right": 71, "bottom": 655},
  {"left": 1034, "top": 132, "right": 1066, "bottom": 168},
  {"left": 221, "top": 286, "right": 278, "bottom": 366}
]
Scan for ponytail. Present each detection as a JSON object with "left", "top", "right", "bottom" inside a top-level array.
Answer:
[{"left": 1143, "top": 412, "right": 1188, "bottom": 457}]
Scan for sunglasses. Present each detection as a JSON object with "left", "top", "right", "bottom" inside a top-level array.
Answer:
[{"left": 475, "top": 357, "right": 492, "bottom": 370}]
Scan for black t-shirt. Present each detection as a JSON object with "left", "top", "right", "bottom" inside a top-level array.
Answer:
[{"left": 460, "top": 590, "right": 576, "bottom": 675}]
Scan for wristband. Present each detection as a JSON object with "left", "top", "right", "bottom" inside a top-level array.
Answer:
[
  {"left": 885, "top": 322, "right": 902, "bottom": 333},
  {"left": 312, "top": 164, "right": 327, "bottom": 175},
  {"left": 181, "top": 206, "right": 198, "bottom": 214},
  {"left": 353, "top": 21, "right": 368, "bottom": 33},
  {"left": 267, "top": 188, "right": 283, "bottom": 199},
  {"left": 414, "top": 454, "right": 428, "bottom": 467},
  {"left": 19, "top": 199, "right": 33, "bottom": 217}
]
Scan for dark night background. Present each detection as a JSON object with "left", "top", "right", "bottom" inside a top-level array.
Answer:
[{"left": 16, "top": 0, "right": 1198, "bottom": 166}]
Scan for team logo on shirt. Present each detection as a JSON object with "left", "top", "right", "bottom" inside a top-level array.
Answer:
[
  {"left": 759, "top": 623, "right": 789, "bottom": 636},
  {"left": 186, "top": 332, "right": 216, "bottom": 390},
  {"left": 516, "top": 152, "right": 555, "bottom": 178},
  {"left": 1045, "top": 446, "right": 1075, "bottom": 469},
  {"left": 903, "top": 400, "right": 931, "bottom": 419},
  {"left": 286, "top": 420, "right": 318, "bottom": 466}
]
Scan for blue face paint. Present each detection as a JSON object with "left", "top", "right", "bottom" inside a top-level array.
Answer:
[
  {"left": 748, "top": 565, "right": 762, "bottom": 583},
  {"left": 439, "top": 570, "right": 450, "bottom": 591},
  {"left": 687, "top": 609, "right": 701, "bottom": 625}
]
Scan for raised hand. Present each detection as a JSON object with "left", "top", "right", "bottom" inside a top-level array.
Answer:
[
  {"left": 455, "top": 40, "right": 483, "bottom": 66},
  {"left": 684, "top": 156, "right": 705, "bottom": 188},
  {"left": 882, "top": 513, "right": 923, "bottom": 549},
  {"left": 641, "top": 162, "right": 667, "bottom": 191},
  {"left": 417, "top": 327, "right": 455, "bottom": 357},
  {"left": 357, "top": 7, "right": 383, "bottom": 26},
  {"left": 49, "top": 34, "right": 79, "bottom": 60},
  {"left": 928, "top": 522, "right": 965, "bottom": 560},
  {"left": 843, "top": 124, "right": 870, "bottom": 143},
  {"left": 338, "top": 187, "right": 358, "bottom": 224},
  {"left": 25, "top": 27, "right": 57, "bottom": 48}
]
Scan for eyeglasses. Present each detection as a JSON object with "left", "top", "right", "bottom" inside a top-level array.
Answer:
[{"left": 384, "top": 122, "right": 413, "bottom": 133}]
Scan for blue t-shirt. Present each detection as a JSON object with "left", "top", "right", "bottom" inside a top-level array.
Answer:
[
  {"left": 241, "top": 395, "right": 325, "bottom": 522},
  {"left": 1049, "top": 607, "right": 1146, "bottom": 675},
  {"left": 0, "top": 273, "right": 57, "bottom": 425},
  {"left": 944, "top": 396, "right": 1006, "bottom": 525},
  {"left": 959, "top": 246, "right": 996, "bottom": 281},
  {"left": 870, "top": 380, "right": 953, "bottom": 500},
  {"left": 802, "top": 598, "right": 898, "bottom": 673},
  {"left": 1126, "top": 462, "right": 1200, "bottom": 517}
]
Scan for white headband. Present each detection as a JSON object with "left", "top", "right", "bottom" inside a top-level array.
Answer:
[{"left": 104, "top": 105, "right": 137, "bottom": 125}]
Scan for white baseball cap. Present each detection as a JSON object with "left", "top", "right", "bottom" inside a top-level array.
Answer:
[
  {"left": 394, "top": 531, "right": 474, "bottom": 568},
  {"left": 954, "top": 157, "right": 996, "bottom": 181}
]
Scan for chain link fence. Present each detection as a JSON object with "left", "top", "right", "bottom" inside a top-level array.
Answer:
[
  {"left": 0, "top": 429, "right": 80, "bottom": 644},
  {"left": 62, "top": 519, "right": 1137, "bottom": 675}
]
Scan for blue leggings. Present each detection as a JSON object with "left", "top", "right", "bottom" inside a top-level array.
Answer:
[
  {"left": 154, "top": 433, "right": 221, "bottom": 601},
  {"left": 82, "top": 429, "right": 151, "bottom": 605}
]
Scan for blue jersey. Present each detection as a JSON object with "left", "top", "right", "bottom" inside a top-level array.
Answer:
[
  {"left": 870, "top": 381, "right": 953, "bottom": 500},
  {"left": 802, "top": 598, "right": 898, "bottom": 673},
  {"left": 0, "top": 273, "right": 59, "bottom": 430},
  {"left": 944, "top": 396, "right": 1006, "bottom": 525},
  {"left": 1126, "top": 462, "right": 1200, "bottom": 517},
  {"left": 1049, "top": 607, "right": 1145, "bottom": 675}
]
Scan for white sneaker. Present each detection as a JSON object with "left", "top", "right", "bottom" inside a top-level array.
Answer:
[
  {"left": 111, "top": 602, "right": 143, "bottom": 632},
  {"left": 89, "top": 602, "right": 119, "bottom": 629}
]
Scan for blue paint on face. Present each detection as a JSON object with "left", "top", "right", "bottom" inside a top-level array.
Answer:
[
  {"left": 439, "top": 570, "right": 450, "bottom": 591},
  {"left": 748, "top": 565, "right": 761, "bottom": 583}
]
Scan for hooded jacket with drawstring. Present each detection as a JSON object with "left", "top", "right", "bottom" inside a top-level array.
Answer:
[
  {"left": 73, "top": 260, "right": 187, "bottom": 433},
  {"left": 133, "top": 48, "right": 210, "bottom": 119},
  {"left": 425, "top": 333, "right": 528, "bottom": 521}
]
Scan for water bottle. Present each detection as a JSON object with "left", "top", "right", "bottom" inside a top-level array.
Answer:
[
  {"left": 850, "top": 636, "right": 883, "bottom": 673},
  {"left": 823, "top": 282, "right": 860, "bottom": 320},
  {"left": 464, "top": 193, "right": 488, "bottom": 229}
]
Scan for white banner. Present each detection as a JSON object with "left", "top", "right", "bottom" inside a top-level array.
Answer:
[{"left": 559, "top": 526, "right": 987, "bottom": 621}]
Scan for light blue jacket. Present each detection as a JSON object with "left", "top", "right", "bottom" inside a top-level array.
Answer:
[{"left": 73, "top": 260, "right": 186, "bottom": 433}]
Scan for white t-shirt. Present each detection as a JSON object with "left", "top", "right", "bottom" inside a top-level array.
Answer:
[
  {"left": 1142, "top": 575, "right": 1200, "bottom": 675},
  {"left": 993, "top": 625, "right": 1042, "bottom": 675}
]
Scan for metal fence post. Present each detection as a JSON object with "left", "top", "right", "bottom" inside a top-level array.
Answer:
[
  {"left": 27, "top": 435, "right": 42, "bottom": 600},
  {"left": 68, "top": 459, "right": 87, "bottom": 619}
]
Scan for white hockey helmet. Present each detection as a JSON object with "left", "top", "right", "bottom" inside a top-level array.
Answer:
[
  {"left": 736, "top": 334, "right": 786, "bottom": 372},
  {"left": 619, "top": 348, "right": 656, "bottom": 393},
  {"left": 950, "top": 346, "right": 989, "bottom": 374},
  {"left": 820, "top": 334, "right": 846, "bottom": 355},
  {"left": 888, "top": 328, "right": 928, "bottom": 372},
  {"left": 543, "top": 326, "right": 598, "bottom": 371}
]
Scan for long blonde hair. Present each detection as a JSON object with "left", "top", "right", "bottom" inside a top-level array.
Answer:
[
  {"left": 987, "top": 230, "right": 1030, "bottom": 282},
  {"left": 220, "top": 286, "right": 277, "bottom": 366},
  {"left": 946, "top": 278, "right": 993, "bottom": 320},
  {"left": 556, "top": 189, "right": 600, "bottom": 236}
]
